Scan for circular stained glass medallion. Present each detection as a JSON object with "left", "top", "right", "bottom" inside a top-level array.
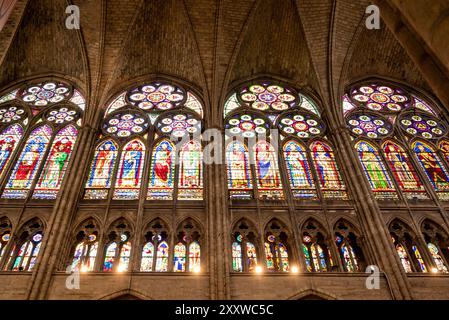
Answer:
[
  {"left": 277, "top": 111, "right": 325, "bottom": 139},
  {"left": 127, "top": 82, "right": 187, "bottom": 111},
  {"left": 398, "top": 111, "right": 446, "bottom": 139},
  {"left": 45, "top": 105, "right": 80, "bottom": 125},
  {"left": 225, "top": 112, "right": 270, "bottom": 138},
  {"left": 0, "top": 104, "right": 27, "bottom": 124},
  {"left": 20, "top": 82, "right": 72, "bottom": 107},
  {"left": 237, "top": 81, "right": 299, "bottom": 113},
  {"left": 103, "top": 110, "right": 149, "bottom": 139},
  {"left": 156, "top": 111, "right": 202, "bottom": 138},
  {"left": 32, "top": 234, "right": 43, "bottom": 242},
  {"left": 349, "top": 83, "right": 411, "bottom": 113},
  {"left": 2, "top": 233, "right": 10, "bottom": 242},
  {"left": 346, "top": 111, "right": 392, "bottom": 139}
]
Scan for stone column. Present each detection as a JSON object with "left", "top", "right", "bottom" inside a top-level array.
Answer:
[
  {"left": 26, "top": 125, "right": 98, "bottom": 299},
  {"left": 332, "top": 127, "right": 413, "bottom": 300}
]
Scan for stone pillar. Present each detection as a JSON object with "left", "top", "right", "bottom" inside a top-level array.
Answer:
[
  {"left": 26, "top": 125, "right": 98, "bottom": 299},
  {"left": 332, "top": 127, "right": 413, "bottom": 300}
]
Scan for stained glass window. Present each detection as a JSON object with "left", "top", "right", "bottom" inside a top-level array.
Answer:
[
  {"left": 277, "top": 112, "right": 324, "bottom": 139},
  {"left": 71, "top": 235, "right": 98, "bottom": 272},
  {"left": 0, "top": 232, "right": 10, "bottom": 260},
  {"left": 127, "top": 83, "right": 186, "bottom": 111},
  {"left": 174, "top": 242, "right": 186, "bottom": 272},
  {"left": 412, "top": 141, "right": 449, "bottom": 199},
  {"left": 246, "top": 242, "right": 257, "bottom": 272},
  {"left": 254, "top": 141, "right": 283, "bottom": 200},
  {"left": 310, "top": 141, "right": 348, "bottom": 199},
  {"left": 413, "top": 96, "right": 437, "bottom": 116},
  {"left": 349, "top": 84, "right": 410, "bottom": 113},
  {"left": 12, "top": 233, "right": 43, "bottom": 271},
  {"left": 33, "top": 125, "right": 78, "bottom": 199},
  {"left": 113, "top": 139, "right": 145, "bottom": 200},
  {"left": 117, "top": 242, "right": 131, "bottom": 272},
  {"left": 226, "top": 141, "right": 253, "bottom": 199},
  {"left": 20, "top": 82, "right": 71, "bottom": 107},
  {"left": 147, "top": 140, "right": 175, "bottom": 200},
  {"left": 412, "top": 245, "right": 428, "bottom": 272},
  {"left": 225, "top": 112, "right": 269, "bottom": 138},
  {"left": 399, "top": 112, "right": 446, "bottom": 140},
  {"left": 2, "top": 125, "right": 53, "bottom": 199},
  {"left": 84, "top": 140, "right": 118, "bottom": 200},
  {"left": 335, "top": 234, "right": 360, "bottom": 272},
  {"left": 103, "top": 242, "right": 117, "bottom": 272},
  {"left": 0, "top": 104, "right": 27, "bottom": 124},
  {"left": 283, "top": 141, "right": 316, "bottom": 199},
  {"left": 355, "top": 141, "right": 397, "bottom": 200},
  {"left": 438, "top": 140, "right": 449, "bottom": 166},
  {"left": 264, "top": 235, "right": 289, "bottom": 272},
  {"left": 0, "top": 124, "right": 23, "bottom": 179},
  {"left": 302, "top": 235, "right": 330, "bottom": 272},
  {"left": 347, "top": 112, "right": 393, "bottom": 140},
  {"left": 156, "top": 241, "right": 169, "bottom": 272},
  {"left": 140, "top": 242, "right": 154, "bottom": 272},
  {"left": 178, "top": 140, "right": 203, "bottom": 200},
  {"left": 103, "top": 111, "right": 149, "bottom": 139},
  {"left": 189, "top": 241, "right": 201, "bottom": 272},
  {"left": 382, "top": 141, "right": 428, "bottom": 200},
  {"left": 427, "top": 243, "right": 448, "bottom": 273},
  {"left": 232, "top": 241, "right": 243, "bottom": 272},
  {"left": 395, "top": 244, "right": 412, "bottom": 273}
]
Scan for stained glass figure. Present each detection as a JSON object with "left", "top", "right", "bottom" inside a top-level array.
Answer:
[
  {"left": 232, "top": 241, "right": 243, "bottom": 272},
  {"left": 156, "top": 112, "right": 201, "bottom": 138},
  {"left": 264, "top": 242, "right": 275, "bottom": 271},
  {"left": 349, "top": 83, "right": 410, "bottom": 113},
  {"left": 439, "top": 140, "right": 449, "bottom": 166},
  {"left": 103, "top": 111, "right": 149, "bottom": 139},
  {"left": 254, "top": 141, "right": 283, "bottom": 200},
  {"left": 0, "top": 104, "right": 27, "bottom": 124},
  {"left": 33, "top": 125, "right": 78, "bottom": 199},
  {"left": 127, "top": 83, "right": 186, "bottom": 111},
  {"left": 84, "top": 140, "right": 118, "bottom": 199},
  {"left": 174, "top": 242, "right": 186, "bottom": 272},
  {"left": 399, "top": 112, "right": 446, "bottom": 139},
  {"left": 113, "top": 139, "right": 145, "bottom": 200},
  {"left": 237, "top": 81, "right": 298, "bottom": 113},
  {"left": 12, "top": 233, "right": 43, "bottom": 271},
  {"left": 71, "top": 236, "right": 98, "bottom": 272},
  {"left": 2, "top": 125, "right": 53, "bottom": 199},
  {"left": 147, "top": 140, "right": 175, "bottom": 200},
  {"left": 0, "top": 124, "right": 23, "bottom": 179},
  {"left": 264, "top": 235, "right": 289, "bottom": 272},
  {"left": 140, "top": 242, "right": 154, "bottom": 272},
  {"left": 396, "top": 244, "right": 412, "bottom": 273},
  {"left": 412, "top": 245, "right": 428, "bottom": 272},
  {"left": 383, "top": 141, "right": 427, "bottom": 199},
  {"left": 347, "top": 112, "right": 392, "bottom": 139},
  {"left": 355, "top": 141, "right": 397, "bottom": 199},
  {"left": 188, "top": 241, "right": 201, "bottom": 272},
  {"left": 20, "top": 82, "right": 71, "bottom": 107},
  {"left": 427, "top": 243, "right": 448, "bottom": 273},
  {"left": 310, "top": 141, "right": 348, "bottom": 199},
  {"left": 277, "top": 112, "right": 324, "bottom": 139},
  {"left": 341, "top": 243, "right": 358, "bottom": 272},
  {"left": 103, "top": 242, "right": 117, "bottom": 272},
  {"left": 226, "top": 141, "right": 252, "bottom": 199},
  {"left": 246, "top": 242, "right": 257, "bottom": 272},
  {"left": 412, "top": 141, "right": 449, "bottom": 196},
  {"left": 225, "top": 112, "right": 269, "bottom": 138},
  {"left": 283, "top": 141, "right": 317, "bottom": 199},
  {"left": 178, "top": 140, "right": 203, "bottom": 200},
  {"left": 117, "top": 242, "right": 131, "bottom": 272},
  {"left": 156, "top": 241, "right": 169, "bottom": 272},
  {"left": 44, "top": 106, "right": 80, "bottom": 126}
]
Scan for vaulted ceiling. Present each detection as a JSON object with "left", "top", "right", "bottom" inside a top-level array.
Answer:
[{"left": 0, "top": 0, "right": 442, "bottom": 126}]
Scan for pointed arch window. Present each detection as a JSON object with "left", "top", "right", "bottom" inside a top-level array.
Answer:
[
  {"left": 334, "top": 221, "right": 365, "bottom": 272},
  {"left": 422, "top": 220, "right": 449, "bottom": 273},
  {"left": 254, "top": 141, "right": 283, "bottom": 200},
  {"left": 84, "top": 140, "right": 118, "bottom": 200},
  {"left": 102, "top": 221, "right": 132, "bottom": 272},
  {"left": 147, "top": 140, "right": 175, "bottom": 200},
  {"left": 0, "top": 124, "right": 23, "bottom": 179},
  {"left": 382, "top": 140, "right": 428, "bottom": 200},
  {"left": 231, "top": 220, "right": 259, "bottom": 272},
  {"left": 412, "top": 141, "right": 449, "bottom": 199},
  {"left": 226, "top": 141, "right": 253, "bottom": 199},
  {"left": 301, "top": 220, "right": 334, "bottom": 272},
  {"left": 264, "top": 221, "right": 290, "bottom": 272},
  {"left": 2, "top": 125, "right": 52, "bottom": 199},
  {"left": 0, "top": 218, "right": 11, "bottom": 261},
  {"left": 355, "top": 141, "right": 397, "bottom": 200},
  {"left": 283, "top": 140, "right": 316, "bottom": 199},
  {"left": 113, "top": 139, "right": 145, "bottom": 200},
  {"left": 310, "top": 141, "right": 348, "bottom": 199},
  {"left": 174, "top": 219, "right": 202, "bottom": 272},
  {"left": 140, "top": 220, "right": 169, "bottom": 272},
  {"left": 71, "top": 231, "right": 98, "bottom": 272},
  {"left": 33, "top": 125, "right": 78, "bottom": 199},
  {"left": 178, "top": 140, "right": 203, "bottom": 200}
]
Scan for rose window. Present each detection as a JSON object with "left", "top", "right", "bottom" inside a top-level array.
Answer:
[
  {"left": 127, "top": 83, "right": 186, "bottom": 111},
  {"left": 277, "top": 111, "right": 324, "bottom": 139},
  {"left": 398, "top": 111, "right": 446, "bottom": 139},
  {"left": 156, "top": 112, "right": 202, "bottom": 138},
  {"left": 237, "top": 82, "right": 298, "bottom": 112},
  {"left": 225, "top": 112, "right": 270, "bottom": 138},
  {"left": 346, "top": 111, "right": 392, "bottom": 139},
  {"left": 103, "top": 111, "right": 149, "bottom": 138},
  {"left": 349, "top": 84, "right": 410, "bottom": 113},
  {"left": 0, "top": 105, "right": 26, "bottom": 123},
  {"left": 20, "top": 82, "right": 71, "bottom": 107}
]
